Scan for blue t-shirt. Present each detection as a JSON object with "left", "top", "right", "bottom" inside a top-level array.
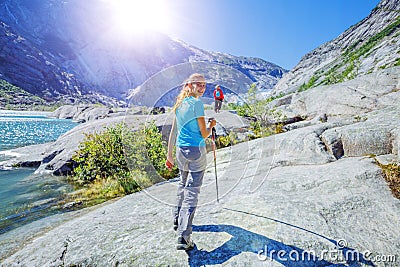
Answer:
[{"left": 176, "top": 96, "right": 205, "bottom": 147}]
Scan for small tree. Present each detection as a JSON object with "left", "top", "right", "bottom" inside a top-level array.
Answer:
[{"left": 238, "top": 84, "right": 286, "bottom": 137}]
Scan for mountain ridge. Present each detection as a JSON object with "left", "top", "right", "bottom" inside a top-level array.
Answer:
[
  {"left": 273, "top": 0, "right": 400, "bottom": 94},
  {"left": 0, "top": 0, "right": 287, "bottom": 107}
]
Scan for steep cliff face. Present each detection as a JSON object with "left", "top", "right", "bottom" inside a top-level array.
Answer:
[
  {"left": 0, "top": 0, "right": 287, "bottom": 105},
  {"left": 273, "top": 0, "right": 400, "bottom": 94},
  {"left": 0, "top": 21, "right": 87, "bottom": 102}
]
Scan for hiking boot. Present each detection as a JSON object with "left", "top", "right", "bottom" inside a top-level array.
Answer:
[
  {"left": 176, "top": 236, "right": 194, "bottom": 250},
  {"left": 173, "top": 219, "right": 178, "bottom": 231}
]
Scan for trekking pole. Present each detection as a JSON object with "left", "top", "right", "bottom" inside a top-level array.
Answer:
[{"left": 211, "top": 125, "right": 219, "bottom": 203}]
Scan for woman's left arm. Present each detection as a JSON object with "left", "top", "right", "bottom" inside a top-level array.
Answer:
[{"left": 197, "top": 117, "right": 216, "bottom": 138}]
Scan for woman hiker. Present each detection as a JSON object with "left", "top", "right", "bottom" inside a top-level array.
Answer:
[{"left": 166, "top": 73, "right": 217, "bottom": 250}]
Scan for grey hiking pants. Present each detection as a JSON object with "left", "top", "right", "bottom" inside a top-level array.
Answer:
[
  {"left": 174, "top": 146, "right": 207, "bottom": 238},
  {"left": 214, "top": 99, "right": 222, "bottom": 112}
]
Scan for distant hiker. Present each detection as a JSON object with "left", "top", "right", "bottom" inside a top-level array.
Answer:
[
  {"left": 213, "top": 85, "right": 224, "bottom": 113},
  {"left": 166, "top": 73, "right": 217, "bottom": 250}
]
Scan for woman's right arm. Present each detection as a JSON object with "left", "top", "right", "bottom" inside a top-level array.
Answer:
[{"left": 166, "top": 117, "right": 177, "bottom": 167}]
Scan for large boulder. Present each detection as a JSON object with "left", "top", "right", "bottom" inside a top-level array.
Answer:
[
  {"left": 49, "top": 105, "right": 114, "bottom": 123},
  {"left": 274, "top": 67, "right": 400, "bottom": 119},
  {"left": 273, "top": 67, "right": 400, "bottom": 161},
  {"left": 321, "top": 106, "right": 400, "bottom": 159}
]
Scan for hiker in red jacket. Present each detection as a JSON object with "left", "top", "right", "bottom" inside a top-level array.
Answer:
[{"left": 213, "top": 85, "right": 224, "bottom": 113}]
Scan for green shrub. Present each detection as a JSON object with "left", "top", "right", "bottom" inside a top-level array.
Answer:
[
  {"left": 215, "top": 132, "right": 239, "bottom": 148},
  {"left": 341, "top": 60, "right": 357, "bottom": 81},
  {"left": 226, "top": 102, "right": 238, "bottom": 110},
  {"left": 142, "top": 122, "right": 179, "bottom": 180},
  {"left": 70, "top": 121, "right": 179, "bottom": 203},
  {"left": 72, "top": 123, "right": 131, "bottom": 185},
  {"left": 248, "top": 120, "right": 285, "bottom": 140},
  {"left": 265, "top": 92, "right": 286, "bottom": 102}
]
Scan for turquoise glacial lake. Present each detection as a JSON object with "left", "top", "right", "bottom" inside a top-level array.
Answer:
[{"left": 0, "top": 110, "right": 78, "bottom": 234}]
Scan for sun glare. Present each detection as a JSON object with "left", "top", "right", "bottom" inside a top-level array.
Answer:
[{"left": 108, "top": 0, "right": 171, "bottom": 35}]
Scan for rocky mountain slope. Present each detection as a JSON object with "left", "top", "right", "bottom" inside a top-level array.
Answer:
[
  {"left": 0, "top": 79, "right": 47, "bottom": 109},
  {"left": 0, "top": 0, "right": 286, "bottom": 106},
  {"left": 273, "top": 0, "right": 400, "bottom": 94}
]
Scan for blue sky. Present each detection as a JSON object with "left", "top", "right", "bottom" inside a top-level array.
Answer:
[{"left": 160, "top": 0, "right": 380, "bottom": 70}]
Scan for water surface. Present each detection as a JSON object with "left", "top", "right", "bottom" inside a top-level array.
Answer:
[{"left": 0, "top": 110, "right": 77, "bottom": 234}]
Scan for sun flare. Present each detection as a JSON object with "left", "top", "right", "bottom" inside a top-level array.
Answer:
[{"left": 107, "top": 0, "right": 171, "bottom": 35}]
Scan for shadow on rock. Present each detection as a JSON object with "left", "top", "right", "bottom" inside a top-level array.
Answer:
[{"left": 187, "top": 223, "right": 374, "bottom": 267}]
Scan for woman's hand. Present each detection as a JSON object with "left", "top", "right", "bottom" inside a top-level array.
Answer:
[
  {"left": 208, "top": 118, "right": 217, "bottom": 129},
  {"left": 166, "top": 154, "right": 174, "bottom": 170},
  {"left": 198, "top": 117, "right": 217, "bottom": 138}
]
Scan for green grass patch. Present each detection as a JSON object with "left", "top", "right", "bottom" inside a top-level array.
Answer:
[
  {"left": 379, "top": 163, "right": 400, "bottom": 200},
  {"left": 343, "top": 16, "right": 400, "bottom": 61},
  {"left": 298, "top": 75, "right": 319, "bottom": 92}
]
